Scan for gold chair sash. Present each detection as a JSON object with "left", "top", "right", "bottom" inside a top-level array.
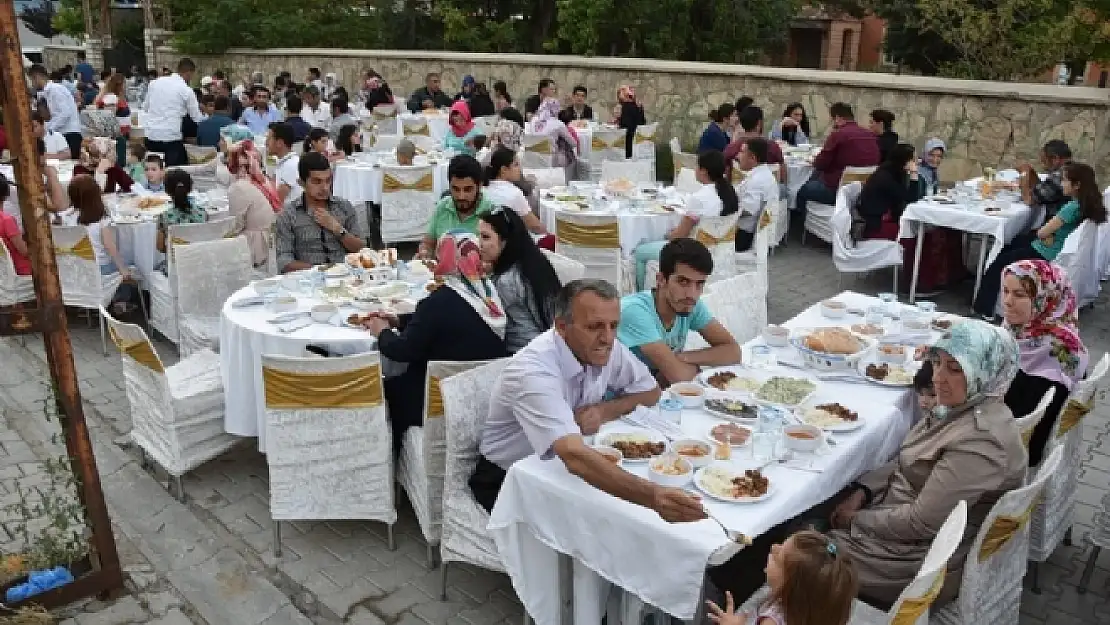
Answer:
[
  {"left": 426, "top": 376, "right": 445, "bottom": 418},
  {"left": 891, "top": 567, "right": 946, "bottom": 625},
  {"left": 170, "top": 237, "right": 190, "bottom": 246},
  {"left": 1056, "top": 398, "right": 1091, "bottom": 437},
  {"left": 978, "top": 503, "right": 1034, "bottom": 561},
  {"left": 695, "top": 226, "right": 738, "bottom": 247},
  {"left": 404, "top": 124, "right": 430, "bottom": 137},
  {"left": 730, "top": 168, "right": 747, "bottom": 184},
  {"left": 633, "top": 130, "right": 654, "bottom": 143},
  {"left": 841, "top": 171, "right": 873, "bottom": 186},
  {"left": 263, "top": 365, "right": 383, "bottom": 409},
  {"left": 591, "top": 136, "right": 623, "bottom": 151},
  {"left": 57, "top": 236, "right": 95, "bottom": 261},
  {"left": 1021, "top": 427, "right": 1035, "bottom": 448},
  {"left": 187, "top": 151, "right": 217, "bottom": 165},
  {"left": 373, "top": 110, "right": 398, "bottom": 120},
  {"left": 108, "top": 328, "right": 164, "bottom": 373},
  {"left": 758, "top": 208, "right": 773, "bottom": 231},
  {"left": 382, "top": 172, "right": 435, "bottom": 193},
  {"left": 527, "top": 139, "right": 553, "bottom": 154},
  {"left": 556, "top": 219, "right": 619, "bottom": 248}
]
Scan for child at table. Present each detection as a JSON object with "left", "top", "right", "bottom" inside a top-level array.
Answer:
[
  {"left": 707, "top": 530, "right": 857, "bottom": 625},
  {"left": 914, "top": 358, "right": 936, "bottom": 421}
]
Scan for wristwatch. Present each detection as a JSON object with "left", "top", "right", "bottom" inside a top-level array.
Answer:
[{"left": 335, "top": 227, "right": 348, "bottom": 238}]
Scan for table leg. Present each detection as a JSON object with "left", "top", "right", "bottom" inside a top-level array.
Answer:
[
  {"left": 909, "top": 221, "right": 925, "bottom": 303},
  {"left": 972, "top": 236, "right": 990, "bottom": 303},
  {"left": 558, "top": 553, "right": 574, "bottom": 625}
]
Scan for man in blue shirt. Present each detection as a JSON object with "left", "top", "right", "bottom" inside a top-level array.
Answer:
[
  {"left": 196, "top": 95, "right": 236, "bottom": 147},
  {"left": 283, "top": 94, "right": 312, "bottom": 143},
  {"left": 617, "top": 238, "right": 741, "bottom": 385},
  {"left": 241, "top": 85, "right": 281, "bottom": 134},
  {"left": 74, "top": 52, "right": 94, "bottom": 84}
]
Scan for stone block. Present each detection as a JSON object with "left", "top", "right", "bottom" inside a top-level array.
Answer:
[
  {"left": 147, "top": 608, "right": 193, "bottom": 625},
  {"left": 74, "top": 596, "right": 149, "bottom": 625}
]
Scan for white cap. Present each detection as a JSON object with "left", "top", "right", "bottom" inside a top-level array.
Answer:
[
  {"left": 101, "top": 93, "right": 118, "bottom": 106},
  {"left": 201, "top": 76, "right": 213, "bottom": 86}
]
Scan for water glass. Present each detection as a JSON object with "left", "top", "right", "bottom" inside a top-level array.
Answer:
[
  {"left": 878, "top": 292, "right": 898, "bottom": 316},
  {"left": 916, "top": 301, "right": 937, "bottom": 317},
  {"left": 749, "top": 345, "right": 773, "bottom": 368},
  {"left": 297, "top": 274, "right": 315, "bottom": 296},
  {"left": 865, "top": 305, "right": 885, "bottom": 327},
  {"left": 658, "top": 398, "right": 683, "bottom": 426},
  {"left": 752, "top": 431, "right": 775, "bottom": 462}
]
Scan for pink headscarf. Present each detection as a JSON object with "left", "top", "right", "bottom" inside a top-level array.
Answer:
[
  {"left": 227, "top": 140, "right": 282, "bottom": 212},
  {"left": 449, "top": 101, "right": 475, "bottom": 138},
  {"left": 434, "top": 230, "right": 506, "bottom": 337}
]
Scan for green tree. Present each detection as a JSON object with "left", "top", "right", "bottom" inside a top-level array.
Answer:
[{"left": 20, "top": 0, "right": 57, "bottom": 38}]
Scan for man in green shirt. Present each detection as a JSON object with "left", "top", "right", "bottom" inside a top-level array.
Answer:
[{"left": 419, "top": 155, "right": 493, "bottom": 257}]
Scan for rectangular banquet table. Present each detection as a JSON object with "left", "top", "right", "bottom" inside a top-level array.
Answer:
[{"left": 488, "top": 291, "right": 924, "bottom": 624}]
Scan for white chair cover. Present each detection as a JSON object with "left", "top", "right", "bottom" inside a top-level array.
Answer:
[
  {"left": 554, "top": 210, "right": 625, "bottom": 291},
  {"left": 1014, "top": 387, "right": 1056, "bottom": 452},
  {"left": 54, "top": 224, "right": 124, "bottom": 354},
  {"left": 589, "top": 129, "right": 628, "bottom": 181},
  {"left": 631, "top": 123, "right": 658, "bottom": 179},
  {"left": 149, "top": 218, "right": 235, "bottom": 344},
  {"left": 668, "top": 137, "right": 682, "bottom": 154},
  {"left": 831, "top": 182, "right": 902, "bottom": 281},
  {"left": 805, "top": 166, "right": 876, "bottom": 244},
  {"left": 932, "top": 445, "right": 1063, "bottom": 625},
  {"left": 174, "top": 237, "right": 253, "bottom": 357},
  {"left": 523, "top": 167, "right": 566, "bottom": 190},
  {"left": 262, "top": 352, "right": 397, "bottom": 527},
  {"left": 0, "top": 239, "right": 34, "bottom": 306},
  {"left": 693, "top": 213, "right": 741, "bottom": 283},
  {"left": 522, "top": 133, "right": 556, "bottom": 169},
  {"left": 370, "top": 133, "right": 402, "bottom": 152},
  {"left": 440, "top": 358, "right": 512, "bottom": 572},
  {"left": 697, "top": 272, "right": 767, "bottom": 346},
  {"left": 398, "top": 359, "right": 496, "bottom": 549},
  {"left": 175, "top": 159, "right": 220, "bottom": 192},
  {"left": 1057, "top": 219, "right": 1101, "bottom": 308},
  {"left": 1100, "top": 187, "right": 1110, "bottom": 280},
  {"left": 733, "top": 198, "right": 776, "bottom": 295},
  {"left": 371, "top": 104, "right": 400, "bottom": 135},
  {"left": 103, "top": 307, "right": 236, "bottom": 476},
  {"left": 674, "top": 168, "right": 700, "bottom": 194},
  {"left": 379, "top": 165, "right": 437, "bottom": 244},
  {"left": 402, "top": 117, "right": 432, "bottom": 138},
  {"left": 409, "top": 135, "right": 439, "bottom": 154},
  {"left": 473, "top": 115, "right": 498, "bottom": 135},
  {"left": 600, "top": 160, "right": 652, "bottom": 184},
  {"left": 541, "top": 249, "right": 586, "bottom": 284}
]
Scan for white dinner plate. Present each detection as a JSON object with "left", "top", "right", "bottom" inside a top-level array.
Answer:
[
  {"left": 795, "top": 402, "right": 865, "bottom": 433},
  {"left": 596, "top": 428, "right": 668, "bottom": 463},
  {"left": 701, "top": 397, "right": 759, "bottom": 423},
  {"left": 857, "top": 360, "right": 918, "bottom": 388},
  {"left": 706, "top": 423, "right": 753, "bottom": 447},
  {"left": 694, "top": 466, "right": 774, "bottom": 504}
]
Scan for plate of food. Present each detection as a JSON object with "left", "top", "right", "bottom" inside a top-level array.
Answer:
[
  {"left": 798, "top": 401, "right": 863, "bottom": 432},
  {"left": 596, "top": 429, "right": 667, "bottom": 462},
  {"left": 789, "top": 327, "right": 876, "bottom": 372},
  {"left": 703, "top": 398, "right": 759, "bottom": 422},
  {"left": 860, "top": 361, "right": 918, "bottom": 387},
  {"left": 695, "top": 465, "right": 773, "bottom": 503},
  {"left": 850, "top": 323, "right": 886, "bottom": 337},
  {"left": 707, "top": 423, "right": 752, "bottom": 447},
  {"left": 930, "top": 316, "right": 955, "bottom": 332},
  {"left": 603, "top": 177, "right": 636, "bottom": 197},
  {"left": 699, "top": 368, "right": 761, "bottom": 393},
  {"left": 129, "top": 194, "right": 171, "bottom": 213},
  {"left": 754, "top": 376, "right": 817, "bottom": 408}
]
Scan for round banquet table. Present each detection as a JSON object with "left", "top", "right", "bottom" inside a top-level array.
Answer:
[
  {"left": 538, "top": 198, "right": 683, "bottom": 257},
  {"left": 784, "top": 158, "right": 814, "bottom": 209},
  {"left": 333, "top": 159, "right": 450, "bottom": 205},
  {"left": 219, "top": 279, "right": 426, "bottom": 452}
]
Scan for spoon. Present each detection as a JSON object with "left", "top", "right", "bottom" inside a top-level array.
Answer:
[{"left": 704, "top": 508, "right": 749, "bottom": 544}]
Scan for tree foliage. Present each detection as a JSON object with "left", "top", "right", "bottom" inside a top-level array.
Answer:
[{"left": 20, "top": 0, "right": 58, "bottom": 38}]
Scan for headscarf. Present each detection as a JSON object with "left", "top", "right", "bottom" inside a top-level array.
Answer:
[
  {"left": 493, "top": 118, "right": 523, "bottom": 152},
  {"left": 1002, "top": 260, "right": 1089, "bottom": 390},
  {"left": 918, "top": 138, "right": 945, "bottom": 188},
  {"left": 449, "top": 100, "right": 475, "bottom": 138},
  {"left": 221, "top": 124, "right": 254, "bottom": 144},
  {"left": 929, "top": 320, "right": 1020, "bottom": 418},
  {"left": 617, "top": 85, "right": 636, "bottom": 104},
  {"left": 461, "top": 75, "right": 475, "bottom": 93},
  {"left": 531, "top": 97, "right": 563, "bottom": 134},
  {"left": 226, "top": 140, "right": 283, "bottom": 212},
  {"left": 434, "top": 229, "right": 507, "bottom": 338}
]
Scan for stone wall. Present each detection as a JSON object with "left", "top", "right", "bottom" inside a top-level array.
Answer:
[
  {"left": 43, "top": 45, "right": 84, "bottom": 73},
  {"left": 48, "top": 45, "right": 1110, "bottom": 180}
]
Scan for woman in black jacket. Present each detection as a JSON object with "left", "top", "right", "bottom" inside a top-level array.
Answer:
[{"left": 857, "top": 143, "right": 924, "bottom": 240}]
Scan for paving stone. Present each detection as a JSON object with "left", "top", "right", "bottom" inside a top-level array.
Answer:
[
  {"left": 347, "top": 607, "right": 388, "bottom": 625},
  {"left": 147, "top": 608, "right": 194, "bottom": 625},
  {"left": 73, "top": 596, "right": 148, "bottom": 625}
]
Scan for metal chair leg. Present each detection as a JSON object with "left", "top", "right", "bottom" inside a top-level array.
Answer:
[
  {"left": 1029, "top": 561, "right": 1041, "bottom": 594},
  {"left": 273, "top": 521, "right": 282, "bottom": 558},
  {"left": 138, "top": 447, "right": 150, "bottom": 470},
  {"left": 173, "top": 475, "right": 184, "bottom": 502},
  {"left": 439, "top": 559, "right": 449, "bottom": 601},
  {"left": 137, "top": 287, "right": 150, "bottom": 326},
  {"left": 387, "top": 523, "right": 395, "bottom": 551},
  {"left": 1064, "top": 526, "right": 1074, "bottom": 546},
  {"left": 893, "top": 266, "right": 898, "bottom": 294},
  {"left": 1078, "top": 545, "right": 1100, "bottom": 594},
  {"left": 98, "top": 310, "right": 108, "bottom": 356},
  {"left": 426, "top": 542, "right": 435, "bottom": 569}
]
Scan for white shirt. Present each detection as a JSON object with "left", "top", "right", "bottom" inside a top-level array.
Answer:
[
  {"left": 480, "top": 329, "right": 656, "bottom": 469},
  {"left": 40, "top": 82, "right": 81, "bottom": 135},
  {"left": 302, "top": 102, "right": 331, "bottom": 128},
  {"left": 685, "top": 183, "right": 725, "bottom": 220},
  {"left": 142, "top": 74, "right": 204, "bottom": 142},
  {"left": 483, "top": 180, "right": 531, "bottom": 218},
  {"left": 43, "top": 131, "right": 70, "bottom": 156},
  {"left": 273, "top": 152, "right": 302, "bottom": 204},
  {"left": 86, "top": 217, "right": 112, "bottom": 268},
  {"left": 737, "top": 163, "right": 778, "bottom": 233}
]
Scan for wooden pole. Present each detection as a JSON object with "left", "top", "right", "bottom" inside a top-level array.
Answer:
[{"left": 0, "top": 5, "right": 123, "bottom": 596}]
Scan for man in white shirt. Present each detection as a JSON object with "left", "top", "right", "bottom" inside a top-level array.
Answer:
[
  {"left": 474, "top": 279, "right": 706, "bottom": 523},
  {"left": 141, "top": 58, "right": 205, "bottom": 167},
  {"left": 32, "top": 112, "right": 71, "bottom": 159},
  {"left": 267, "top": 122, "right": 301, "bottom": 206},
  {"left": 29, "top": 64, "right": 82, "bottom": 161},
  {"left": 735, "top": 137, "right": 778, "bottom": 252},
  {"left": 301, "top": 86, "right": 330, "bottom": 128}
]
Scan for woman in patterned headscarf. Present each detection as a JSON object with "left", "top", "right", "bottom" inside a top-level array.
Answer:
[
  {"left": 826, "top": 320, "right": 1027, "bottom": 609},
  {"left": 225, "top": 139, "right": 280, "bottom": 267},
  {"left": 360, "top": 229, "right": 508, "bottom": 454},
  {"left": 1001, "top": 259, "right": 1089, "bottom": 465},
  {"left": 530, "top": 97, "right": 578, "bottom": 171}
]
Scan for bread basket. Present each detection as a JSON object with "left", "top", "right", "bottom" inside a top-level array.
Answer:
[{"left": 789, "top": 327, "right": 877, "bottom": 371}]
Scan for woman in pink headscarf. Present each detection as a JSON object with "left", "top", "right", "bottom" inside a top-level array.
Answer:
[
  {"left": 612, "top": 84, "right": 646, "bottom": 158},
  {"left": 225, "top": 139, "right": 279, "bottom": 267},
  {"left": 530, "top": 97, "right": 578, "bottom": 170},
  {"left": 442, "top": 100, "right": 485, "bottom": 156}
]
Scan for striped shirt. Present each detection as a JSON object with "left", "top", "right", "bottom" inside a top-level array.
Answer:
[{"left": 274, "top": 196, "right": 364, "bottom": 270}]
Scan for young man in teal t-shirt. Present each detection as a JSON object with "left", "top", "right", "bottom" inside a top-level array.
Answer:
[{"left": 617, "top": 238, "right": 742, "bottom": 385}]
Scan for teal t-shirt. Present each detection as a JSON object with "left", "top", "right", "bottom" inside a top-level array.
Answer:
[
  {"left": 618, "top": 291, "right": 713, "bottom": 370},
  {"left": 1032, "top": 199, "right": 1081, "bottom": 261}
]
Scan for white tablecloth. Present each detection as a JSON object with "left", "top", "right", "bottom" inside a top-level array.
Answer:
[
  {"left": 784, "top": 159, "right": 813, "bottom": 209},
  {"left": 219, "top": 279, "right": 426, "bottom": 452},
  {"left": 897, "top": 198, "right": 1033, "bottom": 268},
  {"left": 538, "top": 199, "right": 682, "bottom": 257},
  {"left": 332, "top": 161, "right": 449, "bottom": 205},
  {"left": 489, "top": 291, "right": 926, "bottom": 623},
  {"left": 114, "top": 221, "right": 159, "bottom": 282}
]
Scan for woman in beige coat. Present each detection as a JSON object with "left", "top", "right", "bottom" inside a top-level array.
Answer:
[
  {"left": 829, "top": 320, "right": 1027, "bottom": 609},
  {"left": 224, "top": 139, "right": 281, "bottom": 268}
]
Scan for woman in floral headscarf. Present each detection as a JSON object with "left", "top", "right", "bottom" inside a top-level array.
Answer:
[
  {"left": 1001, "top": 259, "right": 1090, "bottom": 465},
  {"left": 530, "top": 97, "right": 578, "bottom": 171},
  {"left": 225, "top": 139, "right": 280, "bottom": 267},
  {"left": 612, "top": 84, "right": 646, "bottom": 158},
  {"left": 360, "top": 229, "right": 508, "bottom": 453},
  {"left": 826, "top": 320, "right": 1027, "bottom": 609}
]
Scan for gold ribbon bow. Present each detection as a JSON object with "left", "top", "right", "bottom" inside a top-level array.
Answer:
[
  {"left": 56, "top": 236, "right": 96, "bottom": 261},
  {"left": 633, "top": 130, "right": 653, "bottom": 143},
  {"left": 187, "top": 150, "right": 217, "bottom": 165},
  {"left": 891, "top": 567, "right": 946, "bottom": 625},
  {"left": 404, "top": 123, "right": 430, "bottom": 137},
  {"left": 527, "top": 139, "right": 553, "bottom": 154},
  {"left": 556, "top": 219, "right": 619, "bottom": 248},
  {"left": 382, "top": 173, "right": 435, "bottom": 193},
  {"left": 978, "top": 502, "right": 1035, "bottom": 561},
  {"left": 426, "top": 376, "right": 445, "bottom": 418},
  {"left": 730, "top": 168, "right": 748, "bottom": 184},
  {"left": 1056, "top": 398, "right": 1091, "bottom": 437},
  {"left": 170, "top": 236, "right": 190, "bottom": 247},
  {"left": 263, "top": 365, "right": 383, "bottom": 409},
  {"left": 695, "top": 226, "right": 738, "bottom": 247},
  {"left": 758, "top": 209, "right": 773, "bottom": 231},
  {"left": 109, "top": 328, "right": 164, "bottom": 373},
  {"left": 372, "top": 109, "right": 398, "bottom": 120},
  {"left": 591, "top": 136, "right": 622, "bottom": 151}
]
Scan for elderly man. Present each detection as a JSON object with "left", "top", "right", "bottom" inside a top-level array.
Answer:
[
  {"left": 274, "top": 152, "right": 364, "bottom": 273},
  {"left": 618, "top": 239, "right": 740, "bottom": 385},
  {"left": 474, "top": 279, "right": 706, "bottom": 523}
]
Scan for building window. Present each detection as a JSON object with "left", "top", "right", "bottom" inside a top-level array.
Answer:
[
  {"left": 880, "top": 26, "right": 894, "bottom": 66},
  {"left": 840, "top": 30, "right": 854, "bottom": 70}
]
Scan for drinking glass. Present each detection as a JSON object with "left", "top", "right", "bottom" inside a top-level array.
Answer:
[
  {"left": 878, "top": 292, "right": 897, "bottom": 316},
  {"left": 749, "top": 345, "right": 773, "bottom": 368},
  {"left": 297, "top": 274, "right": 315, "bottom": 296},
  {"left": 659, "top": 398, "right": 683, "bottom": 426},
  {"left": 916, "top": 301, "right": 937, "bottom": 317},
  {"left": 752, "top": 431, "right": 775, "bottom": 463},
  {"left": 865, "top": 306, "right": 885, "bottom": 327}
]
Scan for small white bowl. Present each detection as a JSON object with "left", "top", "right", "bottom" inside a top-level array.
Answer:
[
  {"left": 592, "top": 445, "right": 624, "bottom": 467},
  {"left": 667, "top": 382, "right": 705, "bottom": 408},
  {"left": 821, "top": 300, "right": 847, "bottom": 319},
  {"left": 671, "top": 439, "right": 713, "bottom": 468},
  {"left": 784, "top": 424, "right": 823, "bottom": 452},
  {"left": 647, "top": 454, "right": 693, "bottom": 488},
  {"left": 762, "top": 325, "right": 789, "bottom": 347},
  {"left": 253, "top": 279, "right": 280, "bottom": 296},
  {"left": 310, "top": 304, "right": 338, "bottom": 323},
  {"left": 351, "top": 298, "right": 384, "bottom": 313},
  {"left": 267, "top": 297, "right": 298, "bottom": 313},
  {"left": 280, "top": 274, "right": 302, "bottom": 292}
]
